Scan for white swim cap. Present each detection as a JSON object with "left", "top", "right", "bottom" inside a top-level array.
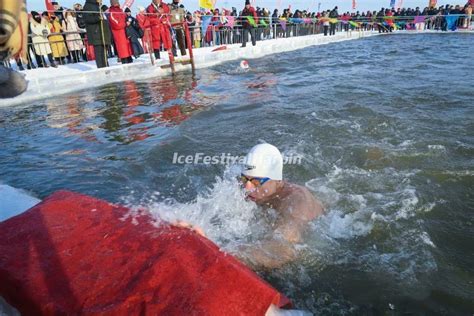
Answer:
[
  {"left": 242, "top": 144, "right": 283, "bottom": 180},
  {"left": 240, "top": 60, "right": 249, "bottom": 69}
]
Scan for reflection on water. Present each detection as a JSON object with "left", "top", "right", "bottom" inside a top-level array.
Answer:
[
  {"left": 1, "top": 34, "right": 474, "bottom": 315},
  {"left": 42, "top": 76, "right": 211, "bottom": 145}
]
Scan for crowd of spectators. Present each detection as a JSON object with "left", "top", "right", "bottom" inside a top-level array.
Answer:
[{"left": 5, "top": 0, "right": 473, "bottom": 70}]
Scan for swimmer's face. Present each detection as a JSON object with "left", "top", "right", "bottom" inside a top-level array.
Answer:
[{"left": 244, "top": 179, "right": 278, "bottom": 204}]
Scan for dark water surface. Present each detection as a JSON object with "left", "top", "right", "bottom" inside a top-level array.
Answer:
[{"left": 1, "top": 34, "right": 473, "bottom": 315}]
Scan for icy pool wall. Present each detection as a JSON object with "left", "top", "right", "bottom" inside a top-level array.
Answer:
[
  {"left": 0, "top": 184, "right": 40, "bottom": 221},
  {"left": 2, "top": 31, "right": 378, "bottom": 107}
]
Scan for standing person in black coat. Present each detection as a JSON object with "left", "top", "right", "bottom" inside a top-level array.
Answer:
[
  {"left": 329, "top": 6, "right": 338, "bottom": 35},
  {"left": 52, "top": 2, "right": 66, "bottom": 23},
  {"left": 125, "top": 17, "right": 144, "bottom": 58},
  {"left": 240, "top": 0, "right": 258, "bottom": 47},
  {"left": 75, "top": 3, "right": 86, "bottom": 29},
  {"left": 83, "top": 0, "right": 112, "bottom": 68}
]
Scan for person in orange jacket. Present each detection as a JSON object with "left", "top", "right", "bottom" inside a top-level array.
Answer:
[
  {"left": 136, "top": 6, "right": 152, "bottom": 53},
  {"left": 146, "top": 0, "right": 172, "bottom": 60},
  {"left": 108, "top": 0, "right": 133, "bottom": 63}
]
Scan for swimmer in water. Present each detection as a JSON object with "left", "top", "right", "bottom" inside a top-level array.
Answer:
[
  {"left": 174, "top": 143, "right": 323, "bottom": 268},
  {"left": 237, "top": 143, "right": 324, "bottom": 268},
  {"left": 240, "top": 60, "right": 249, "bottom": 69}
]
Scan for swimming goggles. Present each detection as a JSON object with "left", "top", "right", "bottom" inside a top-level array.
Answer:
[{"left": 239, "top": 174, "right": 270, "bottom": 187}]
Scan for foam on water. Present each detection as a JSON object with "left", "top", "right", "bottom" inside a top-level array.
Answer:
[
  {"left": 122, "top": 166, "right": 265, "bottom": 248},
  {"left": 302, "top": 163, "right": 438, "bottom": 295},
  {"left": 119, "top": 158, "right": 438, "bottom": 301}
]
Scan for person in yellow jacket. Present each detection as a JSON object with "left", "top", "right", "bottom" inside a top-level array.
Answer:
[
  {"left": 43, "top": 12, "right": 68, "bottom": 63},
  {"left": 0, "top": 0, "right": 28, "bottom": 98}
]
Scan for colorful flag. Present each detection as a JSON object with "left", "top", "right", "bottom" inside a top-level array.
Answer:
[
  {"left": 247, "top": 16, "right": 257, "bottom": 27},
  {"left": 446, "top": 15, "right": 459, "bottom": 30},
  {"left": 384, "top": 16, "right": 394, "bottom": 26},
  {"left": 122, "top": 0, "right": 134, "bottom": 9},
  {"left": 291, "top": 18, "right": 304, "bottom": 24},
  {"left": 227, "top": 16, "right": 235, "bottom": 28},
  {"left": 199, "top": 0, "right": 214, "bottom": 10},
  {"left": 429, "top": 0, "right": 437, "bottom": 8},
  {"left": 413, "top": 16, "right": 425, "bottom": 23},
  {"left": 352, "top": 0, "right": 356, "bottom": 10},
  {"left": 201, "top": 15, "right": 212, "bottom": 34},
  {"left": 390, "top": 0, "right": 395, "bottom": 7},
  {"left": 45, "top": 0, "right": 54, "bottom": 12},
  {"left": 349, "top": 21, "right": 359, "bottom": 27},
  {"left": 396, "top": 0, "right": 403, "bottom": 9}
]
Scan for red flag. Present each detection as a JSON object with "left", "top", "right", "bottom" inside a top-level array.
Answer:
[
  {"left": 396, "top": 0, "right": 403, "bottom": 9},
  {"left": 45, "top": 0, "right": 54, "bottom": 12},
  {"left": 122, "top": 0, "right": 135, "bottom": 9},
  {"left": 352, "top": 0, "right": 356, "bottom": 10}
]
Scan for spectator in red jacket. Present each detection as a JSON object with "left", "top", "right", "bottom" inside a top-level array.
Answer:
[
  {"left": 240, "top": 0, "right": 258, "bottom": 47},
  {"left": 146, "top": 0, "right": 172, "bottom": 60},
  {"left": 108, "top": 0, "right": 133, "bottom": 63},
  {"left": 136, "top": 6, "right": 152, "bottom": 53}
]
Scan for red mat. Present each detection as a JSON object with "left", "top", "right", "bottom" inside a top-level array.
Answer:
[{"left": 0, "top": 191, "right": 291, "bottom": 315}]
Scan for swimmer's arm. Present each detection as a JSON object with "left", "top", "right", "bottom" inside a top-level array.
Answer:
[
  {"left": 173, "top": 220, "right": 206, "bottom": 237},
  {"left": 246, "top": 194, "right": 325, "bottom": 268},
  {"left": 237, "top": 218, "right": 305, "bottom": 268},
  {"left": 237, "top": 239, "right": 297, "bottom": 269}
]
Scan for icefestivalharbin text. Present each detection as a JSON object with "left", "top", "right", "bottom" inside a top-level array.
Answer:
[{"left": 171, "top": 152, "right": 302, "bottom": 165}]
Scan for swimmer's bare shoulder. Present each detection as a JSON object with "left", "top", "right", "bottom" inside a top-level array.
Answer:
[{"left": 279, "top": 182, "right": 324, "bottom": 221}]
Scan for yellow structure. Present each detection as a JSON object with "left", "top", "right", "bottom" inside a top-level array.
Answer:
[{"left": 0, "top": 0, "right": 28, "bottom": 62}]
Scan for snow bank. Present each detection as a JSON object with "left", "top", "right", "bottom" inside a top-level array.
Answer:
[{"left": 0, "top": 184, "right": 41, "bottom": 221}]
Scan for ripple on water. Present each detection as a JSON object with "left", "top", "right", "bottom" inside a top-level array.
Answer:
[{"left": 1, "top": 33, "right": 473, "bottom": 314}]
